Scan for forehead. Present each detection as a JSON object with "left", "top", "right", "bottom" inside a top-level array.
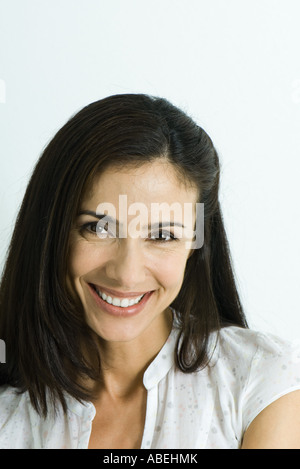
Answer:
[{"left": 82, "top": 160, "right": 198, "bottom": 206}]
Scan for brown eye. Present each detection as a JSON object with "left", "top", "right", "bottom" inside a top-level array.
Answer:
[
  {"left": 148, "top": 230, "right": 177, "bottom": 242},
  {"left": 80, "top": 221, "right": 109, "bottom": 237}
]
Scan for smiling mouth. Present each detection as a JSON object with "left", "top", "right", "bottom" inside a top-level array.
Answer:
[
  {"left": 89, "top": 284, "right": 150, "bottom": 308},
  {"left": 96, "top": 289, "right": 145, "bottom": 308}
]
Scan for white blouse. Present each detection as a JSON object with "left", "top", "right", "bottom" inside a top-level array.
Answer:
[{"left": 1, "top": 324, "right": 300, "bottom": 449}]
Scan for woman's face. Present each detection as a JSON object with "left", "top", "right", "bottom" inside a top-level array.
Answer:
[{"left": 67, "top": 159, "right": 198, "bottom": 344}]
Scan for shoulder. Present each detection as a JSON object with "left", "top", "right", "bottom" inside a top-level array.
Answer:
[
  {"left": 0, "top": 385, "right": 35, "bottom": 448},
  {"left": 214, "top": 325, "right": 300, "bottom": 369},
  {"left": 214, "top": 326, "right": 300, "bottom": 392},
  {"left": 0, "top": 385, "right": 29, "bottom": 423},
  {"left": 212, "top": 326, "right": 300, "bottom": 435},
  {"left": 0, "top": 384, "right": 25, "bottom": 414},
  {"left": 241, "top": 389, "right": 300, "bottom": 448}
]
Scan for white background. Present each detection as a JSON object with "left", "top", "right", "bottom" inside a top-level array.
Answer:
[{"left": 0, "top": 0, "right": 300, "bottom": 340}]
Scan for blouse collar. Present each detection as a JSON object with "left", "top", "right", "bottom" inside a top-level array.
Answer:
[{"left": 142, "top": 324, "right": 178, "bottom": 390}]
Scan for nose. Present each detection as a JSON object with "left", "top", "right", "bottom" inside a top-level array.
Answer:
[{"left": 105, "top": 239, "right": 147, "bottom": 289}]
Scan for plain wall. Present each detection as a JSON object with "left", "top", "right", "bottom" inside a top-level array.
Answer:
[{"left": 1, "top": 0, "right": 300, "bottom": 340}]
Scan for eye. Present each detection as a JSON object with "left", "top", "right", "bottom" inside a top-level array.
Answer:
[
  {"left": 80, "top": 221, "right": 110, "bottom": 237},
  {"left": 148, "top": 230, "right": 177, "bottom": 242}
]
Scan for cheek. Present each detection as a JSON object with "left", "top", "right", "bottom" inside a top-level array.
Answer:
[
  {"left": 68, "top": 240, "right": 103, "bottom": 279},
  {"left": 152, "top": 251, "right": 188, "bottom": 290}
]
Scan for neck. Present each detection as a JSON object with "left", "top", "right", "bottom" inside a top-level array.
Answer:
[{"left": 86, "top": 308, "right": 173, "bottom": 400}]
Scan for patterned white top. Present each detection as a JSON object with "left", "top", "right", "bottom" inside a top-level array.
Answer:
[{"left": 1, "top": 324, "right": 300, "bottom": 449}]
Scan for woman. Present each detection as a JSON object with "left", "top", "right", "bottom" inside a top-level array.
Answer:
[{"left": 0, "top": 94, "right": 300, "bottom": 449}]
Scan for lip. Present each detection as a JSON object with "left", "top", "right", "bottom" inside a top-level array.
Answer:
[
  {"left": 90, "top": 284, "right": 150, "bottom": 299},
  {"left": 87, "top": 283, "right": 154, "bottom": 317}
]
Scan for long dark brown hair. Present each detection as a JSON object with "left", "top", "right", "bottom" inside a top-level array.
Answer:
[{"left": 0, "top": 93, "right": 248, "bottom": 416}]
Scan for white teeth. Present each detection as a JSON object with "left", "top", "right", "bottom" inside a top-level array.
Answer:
[
  {"left": 96, "top": 289, "right": 144, "bottom": 307},
  {"left": 112, "top": 297, "right": 121, "bottom": 306},
  {"left": 120, "top": 298, "right": 129, "bottom": 307}
]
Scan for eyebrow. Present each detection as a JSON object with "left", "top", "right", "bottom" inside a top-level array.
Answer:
[
  {"left": 78, "top": 210, "right": 118, "bottom": 226},
  {"left": 77, "top": 210, "right": 186, "bottom": 229}
]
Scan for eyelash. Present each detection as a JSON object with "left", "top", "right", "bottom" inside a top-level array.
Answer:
[{"left": 79, "top": 222, "right": 178, "bottom": 242}]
